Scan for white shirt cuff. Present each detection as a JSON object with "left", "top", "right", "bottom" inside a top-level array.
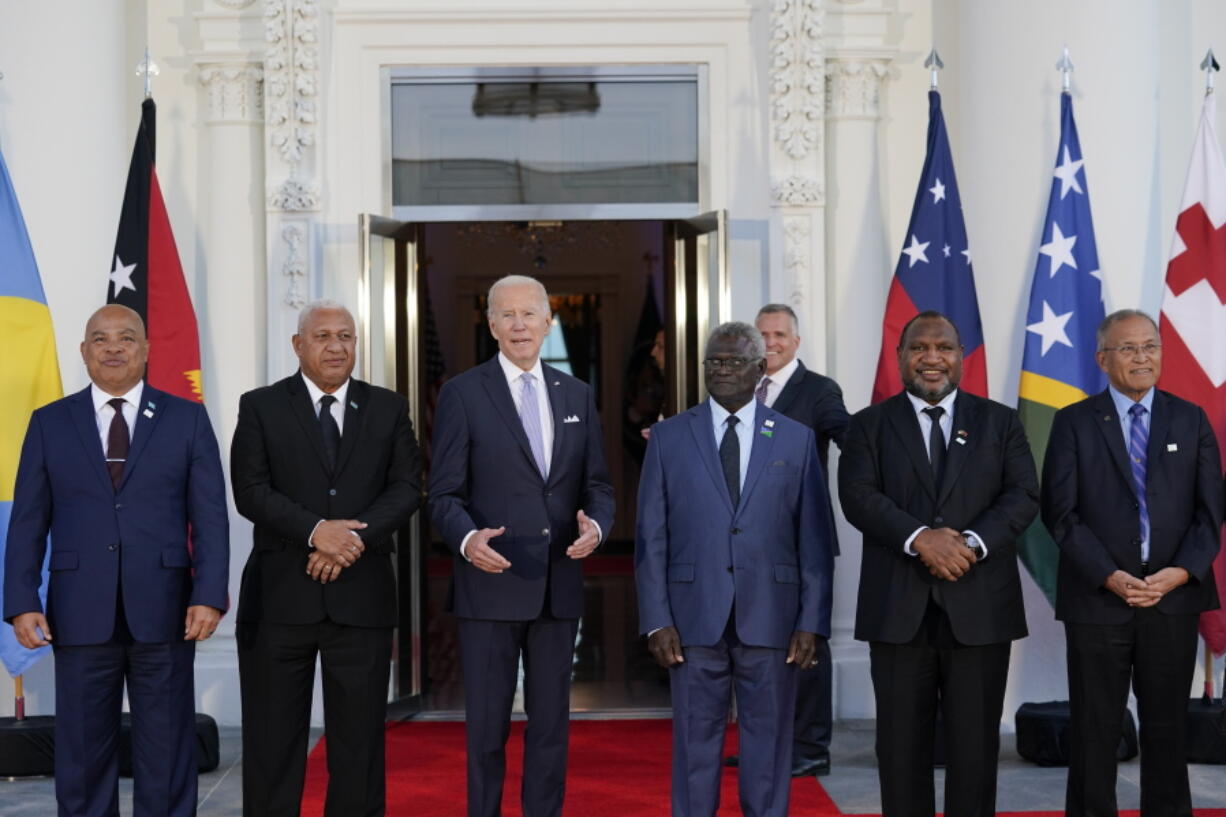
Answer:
[
  {"left": 904, "top": 526, "right": 927, "bottom": 556},
  {"left": 459, "top": 529, "right": 478, "bottom": 561},
  {"left": 308, "top": 519, "right": 325, "bottom": 549},
  {"left": 590, "top": 519, "right": 603, "bottom": 546}
]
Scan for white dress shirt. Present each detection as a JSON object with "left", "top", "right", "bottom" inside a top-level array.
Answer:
[
  {"left": 900, "top": 389, "right": 989, "bottom": 558},
  {"left": 302, "top": 373, "right": 350, "bottom": 435},
  {"left": 709, "top": 397, "right": 756, "bottom": 492},
  {"left": 92, "top": 381, "right": 143, "bottom": 451},
  {"left": 756, "top": 357, "right": 799, "bottom": 409}
]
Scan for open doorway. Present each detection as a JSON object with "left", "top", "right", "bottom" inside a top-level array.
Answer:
[{"left": 361, "top": 214, "right": 725, "bottom": 713}]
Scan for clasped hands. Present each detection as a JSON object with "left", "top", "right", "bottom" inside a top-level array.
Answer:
[
  {"left": 307, "top": 519, "right": 368, "bottom": 583},
  {"left": 647, "top": 626, "right": 824, "bottom": 669},
  {"left": 913, "top": 527, "right": 977, "bottom": 582},
  {"left": 1105, "top": 567, "right": 1189, "bottom": 608},
  {"left": 466, "top": 510, "right": 601, "bottom": 575}
]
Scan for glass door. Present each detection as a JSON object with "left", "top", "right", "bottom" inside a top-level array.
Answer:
[{"left": 666, "top": 210, "right": 728, "bottom": 412}]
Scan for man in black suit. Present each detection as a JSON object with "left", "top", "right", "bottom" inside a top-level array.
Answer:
[
  {"left": 839, "top": 311, "right": 1038, "bottom": 817},
  {"left": 724, "top": 303, "right": 848, "bottom": 778},
  {"left": 1041, "top": 309, "right": 1223, "bottom": 817},
  {"left": 429, "top": 275, "right": 615, "bottom": 817},
  {"left": 231, "top": 299, "right": 422, "bottom": 816}
]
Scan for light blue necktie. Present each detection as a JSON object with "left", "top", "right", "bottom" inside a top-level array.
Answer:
[
  {"left": 518, "top": 372, "right": 549, "bottom": 479},
  {"left": 1128, "top": 403, "right": 1150, "bottom": 561}
]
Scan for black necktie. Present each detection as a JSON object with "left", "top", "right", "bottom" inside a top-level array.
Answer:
[
  {"left": 319, "top": 394, "right": 340, "bottom": 468},
  {"left": 923, "top": 406, "right": 947, "bottom": 487},
  {"left": 106, "top": 397, "right": 129, "bottom": 491},
  {"left": 720, "top": 415, "right": 741, "bottom": 508}
]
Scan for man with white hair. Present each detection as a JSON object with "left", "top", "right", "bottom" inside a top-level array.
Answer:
[
  {"left": 232, "top": 299, "right": 422, "bottom": 816},
  {"left": 430, "top": 275, "right": 614, "bottom": 817}
]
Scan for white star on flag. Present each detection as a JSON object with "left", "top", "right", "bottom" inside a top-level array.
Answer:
[
  {"left": 1053, "top": 145, "right": 1085, "bottom": 199},
  {"left": 961, "top": 247, "right": 972, "bottom": 264},
  {"left": 901, "top": 234, "right": 930, "bottom": 268},
  {"left": 929, "top": 178, "right": 946, "bottom": 203},
  {"left": 943, "top": 244, "right": 951, "bottom": 257},
  {"left": 1040, "top": 223, "right": 1078, "bottom": 277},
  {"left": 110, "top": 255, "right": 137, "bottom": 297},
  {"left": 1026, "top": 300, "right": 1075, "bottom": 355}
]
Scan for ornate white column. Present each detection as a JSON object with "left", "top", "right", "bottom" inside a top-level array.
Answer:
[
  {"left": 193, "top": 0, "right": 267, "bottom": 721},
  {"left": 265, "top": 0, "right": 321, "bottom": 379},
  {"left": 769, "top": 0, "right": 827, "bottom": 368},
  {"left": 822, "top": 0, "right": 896, "bottom": 721}
]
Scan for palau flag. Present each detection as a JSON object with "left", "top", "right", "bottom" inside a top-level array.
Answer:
[
  {"left": 1016, "top": 92, "right": 1105, "bottom": 606},
  {"left": 871, "top": 90, "right": 988, "bottom": 403},
  {"left": 0, "top": 144, "right": 63, "bottom": 677}
]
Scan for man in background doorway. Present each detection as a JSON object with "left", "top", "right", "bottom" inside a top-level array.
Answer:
[
  {"left": 429, "top": 274, "right": 615, "bottom": 817},
  {"left": 724, "top": 303, "right": 849, "bottom": 777}
]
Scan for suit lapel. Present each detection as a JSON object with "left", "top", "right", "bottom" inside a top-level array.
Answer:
[
  {"left": 68, "top": 387, "right": 113, "bottom": 493},
  {"left": 544, "top": 364, "right": 567, "bottom": 483},
  {"left": 333, "top": 379, "right": 367, "bottom": 477},
  {"left": 736, "top": 403, "right": 775, "bottom": 512},
  {"left": 1145, "top": 390, "right": 1171, "bottom": 482},
  {"left": 884, "top": 393, "right": 938, "bottom": 500},
  {"left": 936, "top": 391, "right": 978, "bottom": 506},
  {"left": 480, "top": 357, "right": 541, "bottom": 479},
  {"left": 285, "top": 373, "right": 333, "bottom": 474},
  {"left": 686, "top": 401, "right": 734, "bottom": 513},
  {"left": 769, "top": 361, "right": 807, "bottom": 416},
  {"left": 1090, "top": 389, "right": 1135, "bottom": 493},
  {"left": 119, "top": 385, "right": 167, "bottom": 490}
]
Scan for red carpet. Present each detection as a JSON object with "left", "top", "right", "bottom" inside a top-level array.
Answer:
[{"left": 301, "top": 719, "right": 1226, "bottom": 816}]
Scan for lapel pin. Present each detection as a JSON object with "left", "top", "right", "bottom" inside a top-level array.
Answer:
[
  {"left": 764, "top": 419, "right": 775, "bottom": 428},
  {"left": 146, "top": 401, "right": 156, "bottom": 410},
  {"left": 760, "top": 426, "right": 773, "bottom": 437},
  {"left": 143, "top": 409, "right": 154, "bottom": 419},
  {"left": 955, "top": 429, "right": 967, "bottom": 445},
  {"left": 1104, "top": 415, "right": 1112, "bottom": 422},
  {"left": 350, "top": 400, "right": 359, "bottom": 410},
  {"left": 553, "top": 380, "right": 560, "bottom": 387},
  {"left": 1167, "top": 443, "right": 1178, "bottom": 452}
]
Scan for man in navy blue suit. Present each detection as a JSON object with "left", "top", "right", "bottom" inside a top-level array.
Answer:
[
  {"left": 4, "top": 304, "right": 229, "bottom": 817},
  {"left": 1042, "top": 309, "right": 1223, "bottom": 817},
  {"left": 429, "top": 275, "right": 615, "bottom": 817},
  {"left": 636, "top": 321, "right": 834, "bottom": 817}
]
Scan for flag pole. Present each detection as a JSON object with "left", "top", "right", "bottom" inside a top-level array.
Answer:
[
  {"left": 136, "top": 49, "right": 159, "bottom": 100},
  {"left": 1201, "top": 48, "right": 1218, "bottom": 96},
  {"left": 13, "top": 676, "right": 23, "bottom": 721},
  {"left": 1057, "top": 46, "right": 1074, "bottom": 94},
  {"left": 925, "top": 48, "right": 944, "bottom": 91}
]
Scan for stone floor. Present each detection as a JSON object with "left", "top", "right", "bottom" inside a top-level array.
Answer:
[{"left": 1, "top": 719, "right": 1224, "bottom": 816}]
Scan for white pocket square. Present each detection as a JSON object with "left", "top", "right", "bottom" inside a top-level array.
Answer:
[{"left": 563, "top": 415, "right": 581, "bottom": 423}]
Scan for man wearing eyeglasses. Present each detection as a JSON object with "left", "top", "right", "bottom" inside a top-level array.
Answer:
[
  {"left": 1041, "top": 309, "right": 1223, "bottom": 817},
  {"left": 636, "top": 321, "right": 834, "bottom": 817}
]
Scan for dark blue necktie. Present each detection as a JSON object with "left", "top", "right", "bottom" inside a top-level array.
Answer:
[
  {"left": 720, "top": 415, "right": 741, "bottom": 507},
  {"left": 923, "top": 406, "right": 947, "bottom": 488},
  {"left": 319, "top": 394, "right": 340, "bottom": 468},
  {"left": 1128, "top": 403, "right": 1150, "bottom": 560}
]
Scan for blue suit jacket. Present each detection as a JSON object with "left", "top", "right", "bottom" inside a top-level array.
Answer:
[
  {"left": 429, "top": 356, "right": 615, "bottom": 621},
  {"left": 635, "top": 400, "right": 834, "bottom": 648},
  {"left": 3, "top": 385, "right": 229, "bottom": 646}
]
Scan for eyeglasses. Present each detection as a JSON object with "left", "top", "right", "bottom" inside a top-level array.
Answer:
[
  {"left": 703, "top": 357, "right": 758, "bottom": 371},
  {"left": 1103, "top": 343, "right": 1161, "bottom": 358}
]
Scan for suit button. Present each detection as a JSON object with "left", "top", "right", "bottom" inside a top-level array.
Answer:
[
  {"left": 545, "top": 491, "right": 552, "bottom": 498},
  {"left": 934, "top": 516, "right": 944, "bottom": 524},
  {"left": 726, "top": 566, "right": 734, "bottom": 573},
  {"left": 542, "top": 528, "right": 550, "bottom": 536},
  {"left": 329, "top": 489, "right": 337, "bottom": 496},
  {"left": 1132, "top": 502, "right": 1140, "bottom": 510},
  {"left": 107, "top": 544, "right": 117, "bottom": 552},
  {"left": 731, "top": 528, "right": 741, "bottom": 535},
  {"left": 114, "top": 503, "right": 122, "bottom": 511},
  {"left": 1132, "top": 538, "right": 1142, "bottom": 546}
]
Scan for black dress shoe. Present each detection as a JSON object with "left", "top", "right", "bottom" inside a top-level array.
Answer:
[
  {"left": 723, "top": 754, "right": 739, "bottom": 767},
  {"left": 791, "top": 755, "right": 831, "bottom": 777}
]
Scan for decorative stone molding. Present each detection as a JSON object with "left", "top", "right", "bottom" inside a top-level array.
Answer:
[
  {"left": 281, "top": 221, "right": 309, "bottom": 309},
  {"left": 783, "top": 215, "right": 811, "bottom": 306},
  {"left": 771, "top": 174, "right": 823, "bottom": 206},
  {"left": 825, "top": 58, "right": 889, "bottom": 120},
  {"left": 199, "top": 64, "right": 264, "bottom": 123},
  {"left": 265, "top": 0, "right": 320, "bottom": 211},
  {"left": 213, "top": 0, "right": 257, "bottom": 8}
]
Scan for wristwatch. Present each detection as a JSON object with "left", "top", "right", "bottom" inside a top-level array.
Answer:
[{"left": 962, "top": 534, "right": 985, "bottom": 560}]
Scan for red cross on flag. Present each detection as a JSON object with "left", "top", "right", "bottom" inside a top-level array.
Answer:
[{"left": 1160, "top": 92, "right": 1226, "bottom": 656}]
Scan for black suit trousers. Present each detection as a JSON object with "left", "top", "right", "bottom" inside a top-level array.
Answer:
[
  {"left": 869, "top": 598, "right": 1010, "bottom": 817},
  {"left": 1064, "top": 611, "right": 1199, "bottom": 817},
  {"left": 238, "top": 619, "right": 392, "bottom": 817}
]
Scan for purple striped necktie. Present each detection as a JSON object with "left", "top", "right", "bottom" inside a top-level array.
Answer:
[
  {"left": 518, "top": 372, "right": 549, "bottom": 479},
  {"left": 1128, "top": 403, "right": 1150, "bottom": 560},
  {"left": 755, "top": 377, "right": 771, "bottom": 404}
]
